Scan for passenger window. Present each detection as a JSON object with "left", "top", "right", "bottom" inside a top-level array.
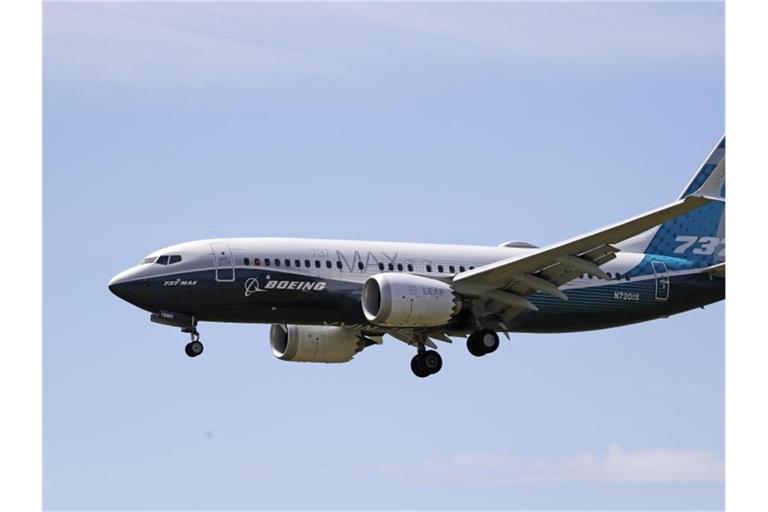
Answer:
[
  {"left": 459, "top": 266, "right": 465, "bottom": 272},
  {"left": 388, "top": 263, "right": 394, "bottom": 271},
  {"left": 438, "top": 265, "right": 444, "bottom": 273},
  {"left": 378, "top": 263, "right": 385, "bottom": 271},
  {"left": 336, "top": 261, "right": 343, "bottom": 270},
  {"left": 607, "top": 272, "right": 613, "bottom": 279},
  {"left": 469, "top": 266, "right": 475, "bottom": 270},
  {"left": 244, "top": 257, "right": 250, "bottom": 266},
  {"left": 326, "top": 261, "right": 332, "bottom": 269},
  {"left": 449, "top": 265, "right": 455, "bottom": 273},
  {"left": 407, "top": 264, "right": 414, "bottom": 272},
  {"left": 358, "top": 262, "right": 364, "bottom": 270},
  {"left": 305, "top": 259, "right": 311, "bottom": 268},
  {"left": 426, "top": 265, "right": 432, "bottom": 273},
  {"left": 169, "top": 255, "right": 182, "bottom": 264},
  {"left": 157, "top": 255, "right": 169, "bottom": 265},
  {"left": 284, "top": 259, "right": 291, "bottom": 267},
  {"left": 294, "top": 259, "right": 301, "bottom": 267},
  {"left": 275, "top": 259, "right": 281, "bottom": 267},
  {"left": 625, "top": 274, "right": 631, "bottom": 281},
  {"left": 254, "top": 258, "right": 261, "bottom": 266},
  {"left": 265, "top": 258, "right": 271, "bottom": 266},
  {"left": 315, "top": 260, "right": 320, "bottom": 268},
  {"left": 397, "top": 263, "right": 403, "bottom": 271}
]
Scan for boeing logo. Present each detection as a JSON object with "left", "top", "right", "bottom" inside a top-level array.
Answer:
[
  {"left": 244, "top": 277, "right": 327, "bottom": 296},
  {"left": 244, "top": 277, "right": 265, "bottom": 296}
]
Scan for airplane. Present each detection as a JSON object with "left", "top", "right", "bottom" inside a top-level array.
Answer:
[{"left": 109, "top": 136, "right": 725, "bottom": 378}]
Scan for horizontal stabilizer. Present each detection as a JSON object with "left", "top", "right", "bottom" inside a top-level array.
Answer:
[{"left": 703, "top": 262, "right": 725, "bottom": 278}]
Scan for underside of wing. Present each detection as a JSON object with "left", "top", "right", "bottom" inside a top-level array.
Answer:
[{"left": 375, "top": 327, "right": 462, "bottom": 349}]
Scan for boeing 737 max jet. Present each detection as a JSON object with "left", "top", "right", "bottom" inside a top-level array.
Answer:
[{"left": 109, "top": 137, "right": 726, "bottom": 377}]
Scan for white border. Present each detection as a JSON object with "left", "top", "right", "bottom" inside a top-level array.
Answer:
[
  {"left": 0, "top": 1, "right": 42, "bottom": 511},
  {"left": 726, "top": 0, "right": 768, "bottom": 510},
  {"left": 9, "top": 1, "right": 768, "bottom": 510}
]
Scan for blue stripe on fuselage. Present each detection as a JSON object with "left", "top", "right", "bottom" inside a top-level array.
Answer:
[{"left": 510, "top": 270, "right": 723, "bottom": 332}]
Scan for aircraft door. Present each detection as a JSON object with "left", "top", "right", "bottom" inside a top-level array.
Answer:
[
  {"left": 211, "top": 243, "right": 235, "bottom": 282},
  {"left": 651, "top": 260, "right": 670, "bottom": 301}
]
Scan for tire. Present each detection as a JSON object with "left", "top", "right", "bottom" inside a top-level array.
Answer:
[
  {"left": 185, "top": 340, "right": 204, "bottom": 358},
  {"left": 422, "top": 350, "right": 443, "bottom": 375},
  {"left": 411, "top": 354, "right": 429, "bottom": 378},
  {"left": 467, "top": 334, "right": 485, "bottom": 357},
  {"left": 478, "top": 329, "right": 499, "bottom": 354}
]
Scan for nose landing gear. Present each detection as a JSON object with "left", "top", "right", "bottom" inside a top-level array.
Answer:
[
  {"left": 151, "top": 311, "right": 204, "bottom": 358},
  {"left": 182, "top": 325, "right": 204, "bottom": 358}
]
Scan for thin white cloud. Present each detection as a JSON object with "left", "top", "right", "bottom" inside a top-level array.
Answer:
[{"left": 370, "top": 443, "right": 724, "bottom": 484}]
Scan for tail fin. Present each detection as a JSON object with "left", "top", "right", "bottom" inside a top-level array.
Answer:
[
  {"left": 621, "top": 136, "right": 725, "bottom": 266},
  {"left": 678, "top": 135, "right": 726, "bottom": 199}
]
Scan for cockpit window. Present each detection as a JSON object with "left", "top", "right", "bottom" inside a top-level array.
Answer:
[{"left": 143, "top": 254, "right": 182, "bottom": 265}]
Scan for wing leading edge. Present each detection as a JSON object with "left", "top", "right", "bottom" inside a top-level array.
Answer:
[{"left": 453, "top": 193, "right": 715, "bottom": 295}]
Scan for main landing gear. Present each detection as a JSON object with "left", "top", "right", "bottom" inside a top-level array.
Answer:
[
  {"left": 411, "top": 346, "right": 443, "bottom": 378},
  {"left": 408, "top": 329, "right": 501, "bottom": 377},
  {"left": 467, "top": 329, "right": 500, "bottom": 357},
  {"left": 183, "top": 325, "right": 204, "bottom": 358}
]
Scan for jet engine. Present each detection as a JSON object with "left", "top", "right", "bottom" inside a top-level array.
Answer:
[
  {"left": 361, "top": 273, "right": 460, "bottom": 327},
  {"left": 269, "top": 324, "right": 363, "bottom": 363}
]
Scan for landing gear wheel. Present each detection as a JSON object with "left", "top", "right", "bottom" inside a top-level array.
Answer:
[
  {"left": 411, "top": 354, "right": 429, "bottom": 378},
  {"left": 478, "top": 329, "right": 500, "bottom": 354},
  {"left": 467, "top": 334, "right": 485, "bottom": 357},
  {"left": 467, "top": 329, "right": 500, "bottom": 356},
  {"left": 422, "top": 350, "right": 443, "bottom": 374},
  {"left": 185, "top": 340, "right": 204, "bottom": 358},
  {"left": 411, "top": 350, "right": 442, "bottom": 377}
]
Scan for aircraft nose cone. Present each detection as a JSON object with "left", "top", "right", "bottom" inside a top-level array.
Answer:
[
  {"left": 108, "top": 268, "right": 141, "bottom": 302},
  {"left": 108, "top": 273, "right": 128, "bottom": 300},
  {"left": 108, "top": 281, "right": 122, "bottom": 298},
  {"left": 108, "top": 267, "right": 158, "bottom": 311}
]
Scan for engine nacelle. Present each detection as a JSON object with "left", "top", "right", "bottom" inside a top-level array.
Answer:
[
  {"left": 270, "top": 324, "right": 362, "bottom": 363},
  {"left": 361, "top": 273, "right": 460, "bottom": 327}
]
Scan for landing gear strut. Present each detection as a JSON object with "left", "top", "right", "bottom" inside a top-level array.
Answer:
[
  {"left": 183, "top": 325, "right": 204, "bottom": 358},
  {"left": 410, "top": 345, "right": 442, "bottom": 378},
  {"left": 467, "top": 329, "right": 499, "bottom": 357}
]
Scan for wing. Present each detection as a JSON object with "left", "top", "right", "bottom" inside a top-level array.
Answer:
[
  {"left": 373, "top": 195, "right": 711, "bottom": 345},
  {"left": 455, "top": 194, "right": 713, "bottom": 291},
  {"left": 450, "top": 194, "right": 716, "bottom": 329}
]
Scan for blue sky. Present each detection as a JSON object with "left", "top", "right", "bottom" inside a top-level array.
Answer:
[{"left": 43, "top": 2, "right": 724, "bottom": 510}]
